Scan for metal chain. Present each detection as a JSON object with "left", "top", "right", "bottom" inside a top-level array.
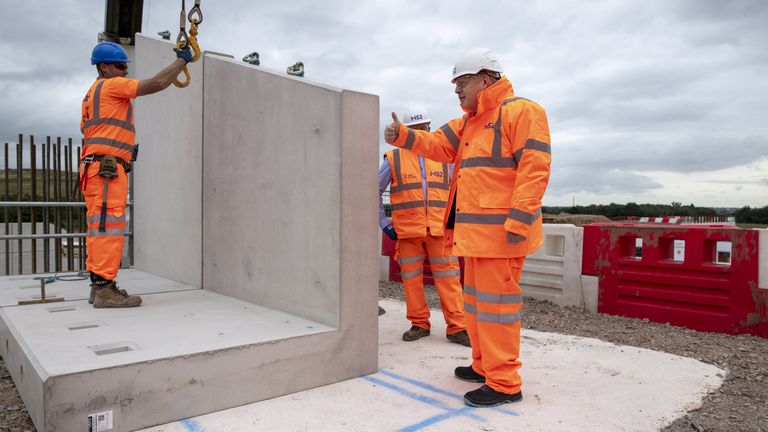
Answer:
[{"left": 173, "top": 0, "right": 203, "bottom": 88}]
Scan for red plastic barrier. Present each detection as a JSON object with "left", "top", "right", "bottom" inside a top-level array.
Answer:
[
  {"left": 582, "top": 223, "right": 768, "bottom": 337},
  {"left": 381, "top": 235, "right": 464, "bottom": 285}
]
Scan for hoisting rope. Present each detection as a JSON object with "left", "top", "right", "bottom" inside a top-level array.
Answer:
[{"left": 173, "top": 0, "right": 203, "bottom": 88}]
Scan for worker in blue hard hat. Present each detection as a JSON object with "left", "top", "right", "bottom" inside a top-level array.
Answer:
[{"left": 80, "top": 41, "right": 193, "bottom": 308}]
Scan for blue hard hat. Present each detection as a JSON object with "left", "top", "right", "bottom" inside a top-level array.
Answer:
[{"left": 91, "top": 42, "right": 130, "bottom": 65}]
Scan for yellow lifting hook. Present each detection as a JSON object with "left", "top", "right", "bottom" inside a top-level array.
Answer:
[{"left": 173, "top": 0, "right": 203, "bottom": 88}]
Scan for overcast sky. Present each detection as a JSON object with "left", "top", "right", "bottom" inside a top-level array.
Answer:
[{"left": 0, "top": 0, "right": 766, "bottom": 207}]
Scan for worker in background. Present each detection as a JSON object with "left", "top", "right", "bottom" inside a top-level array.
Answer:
[
  {"left": 379, "top": 105, "right": 470, "bottom": 347},
  {"left": 80, "top": 41, "right": 193, "bottom": 308},
  {"left": 384, "top": 48, "right": 551, "bottom": 407}
]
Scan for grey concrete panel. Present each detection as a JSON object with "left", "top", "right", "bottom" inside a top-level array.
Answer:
[
  {"left": 0, "top": 310, "right": 46, "bottom": 429},
  {"left": 202, "top": 55, "right": 343, "bottom": 327},
  {"left": 338, "top": 90, "right": 380, "bottom": 371},
  {"left": 1, "top": 287, "right": 376, "bottom": 431},
  {"left": 133, "top": 35, "right": 202, "bottom": 288}
]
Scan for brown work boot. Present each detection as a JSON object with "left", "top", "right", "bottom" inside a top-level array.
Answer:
[
  {"left": 447, "top": 330, "right": 471, "bottom": 347},
  {"left": 93, "top": 282, "right": 142, "bottom": 308},
  {"left": 89, "top": 272, "right": 110, "bottom": 304},
  {"left": 402, "top": 325, "right": 430, "bottom": 341}
]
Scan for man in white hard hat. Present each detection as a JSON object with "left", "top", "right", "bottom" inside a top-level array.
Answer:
[
  {"left": 384, "top": 48, "right": 552, "bottom": 407},
  {"left": 379, "top": 105, "right": 470, "bottom": 347}
]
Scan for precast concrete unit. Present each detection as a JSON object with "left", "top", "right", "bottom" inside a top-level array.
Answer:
[{"left": 0, "top": 34, "right": 379, "bottom": 431}]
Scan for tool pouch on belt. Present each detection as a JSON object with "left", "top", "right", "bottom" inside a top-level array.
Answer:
[
  {"left": 98, "top": 156, "right": 119, "bottom": 178},
  {"left": 97, "top": 157, "right": 119, "bottom": 232}
]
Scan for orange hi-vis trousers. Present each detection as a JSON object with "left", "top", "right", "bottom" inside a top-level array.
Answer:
[
  {"left": 463, "top": 256, "right": 525, "bottom": 394},
  {"left": 396, "top": 234, "right": 466, "bottom": 335},
  {"left": 81, "top": 162, "right": 128, "bottom": 281}
]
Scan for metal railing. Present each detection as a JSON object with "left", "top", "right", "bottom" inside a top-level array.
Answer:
[{"left": 0, "top": 134, "right": 134, "bottom": 276}]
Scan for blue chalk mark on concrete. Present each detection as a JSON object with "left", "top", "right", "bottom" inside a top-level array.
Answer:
[
  {"left": 379, "top": 369, "right": 520, "bottom": 417},
  {"left": 362, "top": 375, "right": 485, "bottom": 421},
  {"left": 398, "top": 406, "right": 482, "bottom": 432},
  {"left": 364, "top": 369, "right": 522, "bottom": 431},
  {"left": 179, "top": 418, "right": 204, "bottom": 432}
]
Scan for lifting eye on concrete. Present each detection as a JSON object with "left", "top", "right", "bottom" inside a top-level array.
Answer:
[{"left": 243, "top": 52, "right": 260, "bottom": 65}]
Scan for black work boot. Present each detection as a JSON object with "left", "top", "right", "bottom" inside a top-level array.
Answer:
[
  {"left": 454, "top": 365, "right": 485, "bottom": 383},
  {"left": 402, "top": 326, "right": 430, "bottom": 341},
  {"left": 464, "top": 384, "right": 522, "bottom": 407},
  {"left": 446, "top": 330, "right": 471, "bottom": 347},
  {"left": 89, "top": 272, "right": 111, "bottom": 304}
]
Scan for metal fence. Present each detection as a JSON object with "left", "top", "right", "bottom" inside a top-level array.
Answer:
[{"left": 0, "top": 134, "right": 133, "bottom": 276}]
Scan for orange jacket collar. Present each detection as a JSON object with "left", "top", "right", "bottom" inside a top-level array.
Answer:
[{"left": 464, "top": 76, "right": 515, "bottom": 116}]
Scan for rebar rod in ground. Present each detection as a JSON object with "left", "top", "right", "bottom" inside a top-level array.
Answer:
[
  {"left": 77, "top": 143, "right": 85, "bottom": 270},
  {"left": 54, "top": 137, "right": 61, "bottom": 272},
  {"left": 3, "top": 142, "right": 9, "bottom": 275},
  {"left": 30, "top": 135, "right": 37, "bottom": 273},
  {"left": 66, "top": 139, "right": 74, "bottom": 271},
  {"left": 16, "top": 135, "right": 22, "bottom": 274},
  {"left": 43, "top": 137, "right": 50, "bottom": 272}
]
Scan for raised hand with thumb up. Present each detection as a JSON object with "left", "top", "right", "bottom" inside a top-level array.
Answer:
[{"left": 384, "top": 112, "right": 402, "bottom": 144}]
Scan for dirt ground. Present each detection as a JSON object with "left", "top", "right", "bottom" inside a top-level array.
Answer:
[
  {"left": 1, "top": 281, "right": 766, "bottom": 431},
  {"left": 0, "top": 360, "right": 33, "bottom": 432}
]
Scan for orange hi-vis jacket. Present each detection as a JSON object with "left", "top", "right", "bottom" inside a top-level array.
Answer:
[
  {"left": 386, "top": 148, "right": 451, "bottom": 239},
  {"left": 392, "top": 76, "right": 551, "bottom": 258},
  {"left": 80, "top": 77, "right": 140, "bottom": 162}
]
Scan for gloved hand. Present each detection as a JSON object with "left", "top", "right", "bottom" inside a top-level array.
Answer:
[
  {"left": 174, "top": 47, "right": 193, "bottom": 64},
  {"left": 383, "top": 224, "right": 398, "bottom": 241}
]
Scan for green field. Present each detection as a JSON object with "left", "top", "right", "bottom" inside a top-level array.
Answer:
[
  {"left": 736, "top": 223, "right": 768, "bottom": 229},
  {"left": 0, "top": 169, "right": 79, "bottom": 201}
]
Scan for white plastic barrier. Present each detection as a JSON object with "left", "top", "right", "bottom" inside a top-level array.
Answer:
[
  {"left": 758, "top": 229, "right": 768, "bottom": 290},
  {"left": 522, "top": 224, "right": 596, "bottom": 311}
]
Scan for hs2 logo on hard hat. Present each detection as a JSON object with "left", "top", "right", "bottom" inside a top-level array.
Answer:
[{"left": 410, "top": 114, "right": 423, "bottom": 121}]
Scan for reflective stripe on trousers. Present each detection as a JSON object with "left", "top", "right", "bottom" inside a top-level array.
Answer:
[
  {"left": 396, "top": 235, "right": 466, "bottom": 334},
  {"left": 463, "top": 256, "right": 525, "bottom": 394},
  {"left": 83, "top": 167, "right": 128, "bottom": 280}
]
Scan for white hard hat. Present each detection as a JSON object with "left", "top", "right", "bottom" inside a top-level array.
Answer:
[
  {"left": 401, "top": 105, "right": 431, "bottom": 126},
  {"left": 451, "top": 47, "right": 503, "bottom": 82}
]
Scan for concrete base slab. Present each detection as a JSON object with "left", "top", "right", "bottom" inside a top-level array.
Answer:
[
  {"left": 0, "top": 269, "right": 198, "bottom": 306},
  {"left": 141, "top": 298, "right": 725, "bottom": 432},
  {"left": 0, "top": 272, "right": 352, "bottom": 432}
]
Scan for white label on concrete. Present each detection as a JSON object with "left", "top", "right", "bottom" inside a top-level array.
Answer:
[{"left": 88, "top": 410, "right": 113, "bottom": 431}]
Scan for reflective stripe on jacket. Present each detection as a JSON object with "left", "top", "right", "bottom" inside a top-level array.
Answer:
[
  {"left": 392, "top": 76, "right": 551, "bottom": 257},
  {"left": 386, "top": 148, "right": 451, "bottom": 238},
  {"left": 80, "top": 77, "right": 139, "bottom": 161}
]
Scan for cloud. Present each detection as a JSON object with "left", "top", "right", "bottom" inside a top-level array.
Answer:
[
  {"left": 0, "top": 0, "right": 767, "bottom": 206},
  {"left": 548, "top": 166, "right": 663, "bottom": 196}
]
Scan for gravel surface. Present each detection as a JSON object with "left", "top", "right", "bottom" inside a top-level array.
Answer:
[
  {"left": 380, "top": 280, "right": 768, "bottom": 432},
  {"left": 0, "top": 361, "right": 34, "bottom": 432},
  {"left": 1, "top": 281, "right": 766, "bottom": 431}
]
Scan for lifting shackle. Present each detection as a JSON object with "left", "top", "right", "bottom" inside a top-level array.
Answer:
[{"left": 172, "top": 0, "right": 203, "bottom": 88}]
